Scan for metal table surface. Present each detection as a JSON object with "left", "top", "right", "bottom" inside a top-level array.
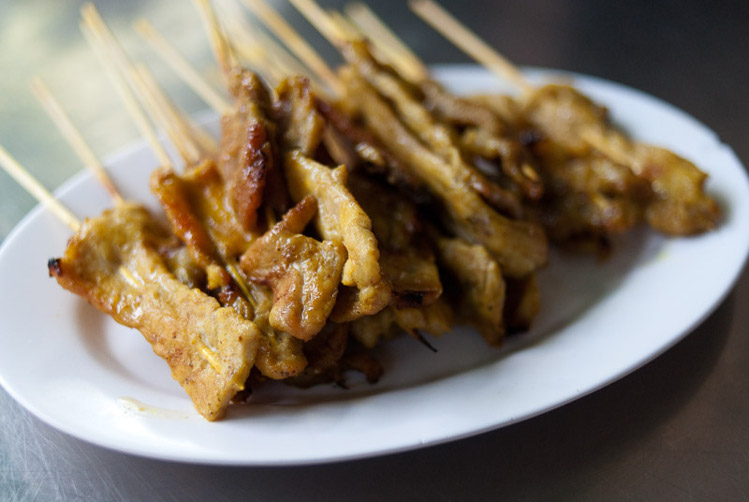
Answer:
[{"left": 1, "top": 0, "right": 748, "bottom": 500}]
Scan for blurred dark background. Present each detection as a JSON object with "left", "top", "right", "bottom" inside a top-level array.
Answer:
[{"left": 1, "top": 1, "right": 748, "bottom": 500}]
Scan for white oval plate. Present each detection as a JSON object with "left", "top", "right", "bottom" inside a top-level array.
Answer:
[{"left": 1, "top": 66, "right": 748, "bottom": 465}]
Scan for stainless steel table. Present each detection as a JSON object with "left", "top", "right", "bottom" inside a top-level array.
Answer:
[{"left": 2, "top": 1, "right": 748, "bottom": 500}]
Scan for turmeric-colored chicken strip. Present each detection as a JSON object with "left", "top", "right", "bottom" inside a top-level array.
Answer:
[
  {"left": 48, "top": 203, "right": 261, "bottom": 421},
  {"left": 436, "top": 236, "right": 506, "bottom": 346},
  {"left": 341, "top": 68, "right": 547, "bottom": 278},
  {"left": 525, "top": 84, "right": 720, "bottom": 235},
  {"left": 283, "top": 151, "right": 391, "bottom": 320},
  {"left": 348, "top": 173, "right": 442, "bottom": 309},
  {"left": 241, "top": 195, "right": 346, "bottom": 341},
  {"left": 151, "top": 159, "right": 307, "bottom": 380}
]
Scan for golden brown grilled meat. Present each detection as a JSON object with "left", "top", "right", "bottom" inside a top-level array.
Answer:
[
  {"left": 219, "top": 69, "right": 287, "bottom": 230},
  {"left": 530, "top": 140, "right": 650, "bottom": 248},
  {"left": 48, "top": 202, "right": 261, "bottom": 421},
  {"left": 341, "top": 40, "right": 522, "bottom": 218},
  {"left": 347, "top": 173, "right": 442, "bottom": 309},
  {"left": 436, "top": 236, "right": 506, "bottom": 346},
  {"left": 240, "top": 195, "right": 345, "bottom": 340},
  {"left": 525, "top": 84, "right": 720, "bottom": 236},
  {"left": 316, "top": 97, "right": 422, "bottom": 189},
  {"left": 350, "top": 298, "right": 454, "bottom": 349},
  {"left": 150, "top": 160, "right": 254, "bottom": 270},
  {"left": 151, "top": 159, "right": 307, "bottom": 381},
  {"left": 283, "top": 322, "right": 349, "bottom": 388},
  {"left": 284, "top": 151, "right": 391, "bottom": 320},
  {"left": 275, "top": 76, "right": 326, "bottom": 156},
  {"left": 342, "top": 67, "right": 547, "bottom": 278},
  {"left": 420, "top": 79, "right": 505, "bottom": 136}
]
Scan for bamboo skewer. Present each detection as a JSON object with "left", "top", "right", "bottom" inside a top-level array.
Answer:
[
  {"left": 408, "top": 0, "right": 534, "bottom": 95},
  {"left": 407, "top": 1, "right": 639, "bottom": 163},
  {"left": 134, "top": 19, "right": 232, "bottom": 116},
  {"left": 80, "top": 20, "right": 173, "bottom": 168},
  {"left": 288, "top": 0, "right": 347, "bottom": 46},
  {"left": 241, "top": 0, "right": 342, "bottom": 95},
  {"left": 0, "top": 146, "right": 81, "bottom": 231},
  {"left": 193, "top": 0, "right": 239, "bottom": 79},
  {"left": 30, "top": 77, "right": 124, "bottom": 206},
  {"left": 345, "top": 2, "right": 429, "bottom": 82}
]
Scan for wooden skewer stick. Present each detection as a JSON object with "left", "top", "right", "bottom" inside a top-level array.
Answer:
[
  {"left": 408, "top": 0, "right": 535, "bottom": 96},
  {"left": 80, "top": 18, "right": 173, "bottom": 168},
  {"left": 326, "top": 9, "right": 395, "bottom": 72},
  {"left": 133, "top": 64, "right": 204, "bottom": 165},
  {"left": 134, "top": 19, "right": 232, "bottom": 116},
  {"left": 288, "top": 0, "right": 347, "bottom": 48},
  {"left": 0, "top": 146, "right": 81, "bottom": 231},
  {"left": 219, "top": 0, "right": 318, "bottom": 87},
  {"left": 30, "top": 77, "right": 124, "bottom": 206},
  {"left": 344, "top": 2, "right": 429, "bottom": 82},
  {"left": 241, "top": 0, "right": 343, "bottom": 96},
  {"left": 193, "top": 0, "right": 240, "bottom": 79}
]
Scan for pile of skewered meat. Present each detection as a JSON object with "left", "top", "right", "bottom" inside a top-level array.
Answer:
[{"left": 48, "top": 32, "right": 719, "bottom": 420}]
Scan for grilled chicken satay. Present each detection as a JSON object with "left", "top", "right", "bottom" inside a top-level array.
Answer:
[
  {"left": 240, "top": 195, "right": 346, "bottom": 340},
  {"left": 350, "top": 297, "right": 454, "bottom": 349},
  {"left": 276, "top": 76, "right": 391, "bottom": 321},
  {"left": 219, "top": 68, "right": 289, "bottom": 229},
  {"left": 341, "top": 66, "right": 546, "bottom": 278},
  {"left": 435, "top": 235, "right": 506, "bottom": 346},
  {"left": 49, "top": 202, "right": 261, "bottom": 421},
  {"left": 341, "top": 40, "right": 522, "bottom": 218},
  {"left": 347, "top": 173, "right": 442, "bottom": 309}
]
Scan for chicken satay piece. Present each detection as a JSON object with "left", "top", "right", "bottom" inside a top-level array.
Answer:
[
  {"left": 532, "top": 142, "right": 650, "bottom": 248},
  {"left": 316, "top": 96, "right": 423, "bottom": 189},
  {"left": 523, "top": 84, "right": 609, "bottom": 155},
  {"left": 342, "top": 68, "right": 547, "bottom": 278},
  {"left": 283, "top": 151, "right": 391, "bottom": 320},
  {"left": 241, "top": 195, "right": 346, "bottom": 340},
  {"left": 151, "top": 160, "right": 307, "bottom": 380},
  {"left": 633, "top": 144, "right": 720, "bottom": 235},
  {"left": 48, "top": 202, "right": 260, "bottom": 421},
  {"left": 420, "top": 79, "right": 543, "bottom": 201},
  {"left": 275, "top": 76, "right": 326, "bottom": 156},
  {"left": 219, "top": 68, "right": 287, "bottom": 229},
  {"left": 350, "top": 297, "right": 454, "bottom": 349},
  {"left": 341, "top": 40, "right": 522, "bottom": 217},
  {"left": 283, "top": 322, "right": 349, "bottom": 388},
  {"left": 435, "top": 235, "right": 506, "bottom": 346},
  {"left": 527, "top": 85, "right": 720, "bottom": 235},
  {"left": 150, "top": 159, "right": 254, "bottom": 270},
  {"left": 459, "top": 126, "right": 543, "bottom": 201},
  {"left": 419, "top": 79, "right": 505, "bottom": 136},
  {"left": 347, "top": 173, "right": 442, "bottom": 309}
]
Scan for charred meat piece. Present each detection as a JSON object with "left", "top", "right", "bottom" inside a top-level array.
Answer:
[
  {"left": 150, "top": 159, "right": 254, "bottom": 269},
  {"left": 241, "top": 195, "right": 345, "bottom": 341},
  {"left": 316, "top": 97, "right": 422, "bottom": 189},
  {"left": 48, "top": 203, "right": 261, "bottom": 421},
  {"left": 219, "top": 69, "right": 287, "bottom": 230}
]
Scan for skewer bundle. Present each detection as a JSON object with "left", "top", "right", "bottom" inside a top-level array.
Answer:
[{"left": 0, "top": 0, "right": 720, "bottom": 420}]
